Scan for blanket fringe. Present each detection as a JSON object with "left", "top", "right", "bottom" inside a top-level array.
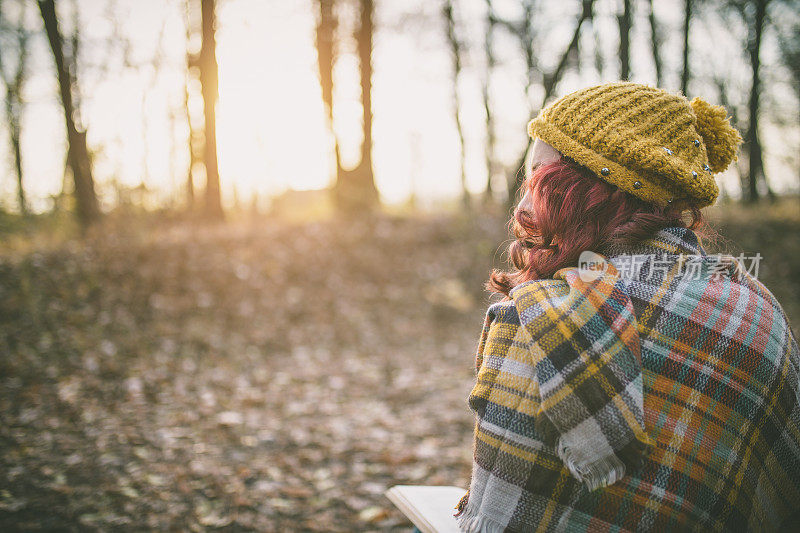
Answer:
[
  {"left": 557, "top": 440, "right": 626, "bottom": 491},
  {"left": 455, "top": 502, "right": 508, "bottom": 533},
  {"left": 455, "top": 513, "right": 507, "bottom": 533}
]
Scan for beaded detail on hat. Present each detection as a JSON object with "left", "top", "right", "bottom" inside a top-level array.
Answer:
[{"left": 527, "top": 82, "right": 742, "bottom": 208}]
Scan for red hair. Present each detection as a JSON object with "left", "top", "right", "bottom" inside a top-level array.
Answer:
[{"left": 488, "top": 157, "right": 706, "bottom": 296}]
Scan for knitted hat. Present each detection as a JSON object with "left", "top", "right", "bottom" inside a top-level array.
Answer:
[{"left": 527, "top": 82, "right": 742, "bottom": 208}]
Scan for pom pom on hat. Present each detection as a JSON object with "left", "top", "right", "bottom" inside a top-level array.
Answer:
[{"left": 690, "top": 97, "right": 742, "bottom": 173}]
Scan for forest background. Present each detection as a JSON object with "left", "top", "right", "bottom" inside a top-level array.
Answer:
[{"left": 1, "top": 0, "right": 798, "bottom": 530}]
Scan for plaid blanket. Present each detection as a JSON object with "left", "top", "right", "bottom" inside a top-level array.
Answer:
[{"left": 456, "top": 227, "right": 800, "bottom": 532}]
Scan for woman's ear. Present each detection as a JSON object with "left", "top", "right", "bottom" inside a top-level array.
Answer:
[
  {"left": 525, "top": 138, "right": 562, "bottom": 178},
  {"left": 530, "top": 139, "right": 561, "bottom": 167}
]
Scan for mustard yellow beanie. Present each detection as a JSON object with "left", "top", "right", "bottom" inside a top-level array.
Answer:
[{"left": 527, "top": 81, "right": 743, "bottom": 208}]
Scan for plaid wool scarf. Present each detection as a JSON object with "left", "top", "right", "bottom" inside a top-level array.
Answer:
[
  {"left": 456, "top": 227, "right": 800, "bottom": 532},
  {"left": 511, "top": 260, "right": 654, "bottom": 492}
]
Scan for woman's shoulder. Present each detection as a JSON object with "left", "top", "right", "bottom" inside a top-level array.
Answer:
[
  {"left": 485, "top": 277, "right": 570, "bottom": 318},
  {"left": 485, "top": 298, "right": 519, "bottom": 326},
  {"left": 508, "top": 274, "right": 583, "bottom": 317},
  {"left": 477, "top": 279, "right": 572, "bottom": 338}
]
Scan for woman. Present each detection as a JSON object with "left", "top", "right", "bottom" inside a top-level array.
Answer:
[{"left": 455, "top": 82, "right": 800, "bottom": 532}]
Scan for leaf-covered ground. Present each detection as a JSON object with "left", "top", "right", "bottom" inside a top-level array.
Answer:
[
  {"left": 1, "top": 203, "right": 797, "bottom": 531},
  {"left": 0, "top": 212, "right": 508, "bottom": 531}
]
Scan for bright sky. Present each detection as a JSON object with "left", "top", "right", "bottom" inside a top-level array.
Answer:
[{"left": 0, "top": 0, "right": 797, "bottom": 212}]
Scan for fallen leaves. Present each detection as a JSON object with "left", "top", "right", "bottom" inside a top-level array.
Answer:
[{"left": 0, "top": 213, "right": 506, "bottom": 531}]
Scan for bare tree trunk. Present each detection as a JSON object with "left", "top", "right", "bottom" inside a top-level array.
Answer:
[
  {"left": 333, "top": 0, "right": 379, "bottom": 213},
  {"left": 647, "top": 0, "right": 663, "bottom": 86},
  {"left": 745, "top": 0, "right": 771, "bottom": 202},
  {"left": 444, "top": 0, "right": 469, "bottom": 208},
  {"left": 199, "top": 0, "right": 223, "bottom": 219},
  {"left": 11, "top": 123, "right": 24, "bottom": 213},
  {"left": 592, "top": 13, "right": 604, "bottom": 77},
  {"left": 521, "top": 0, "right": 537, "bottom": 108},
  {"left": 38, "top": 0, "right": 99, "bottom": 227},
  {"left": 4, "top": 91, "right": 26, "bottom": 214},
  {"left": 681, "top": 0, "right": 691, "bottom": 95},
  {"left": 68, "top": 0, "right": 81, "bottom": 114},
  {"left": 714, "top": 76, "right": 746, "bottom": 198},
  {"left": 315, "top": 0, "right": 342, "bottom": 178},
  {"left": 618, "top": 0, "right": 631, "bottom": 80},
  {"left": 483, "top": 0, "right": 497, "bottom": 202},
  {"left": 184, "top": 76, "right": 196, "bottom": 210},
  {"left": 355, "top": 0, "right": 378, "bottom": 201},
  {"left": 780, "top": 24, "right": 800, "bottom": 192},
  {"left": 0, "top": 0, "right": 29, "bottom": 214},
  {"left": 13, "top": 15, "right": 28, "bottom": 215},
  {"left": 183, "top": 0, "right": 199, "bottom": 211}
]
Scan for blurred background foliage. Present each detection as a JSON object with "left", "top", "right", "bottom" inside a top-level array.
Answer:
[{"left": 0, "top": 0, "right": 799, "bottom": 530}]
